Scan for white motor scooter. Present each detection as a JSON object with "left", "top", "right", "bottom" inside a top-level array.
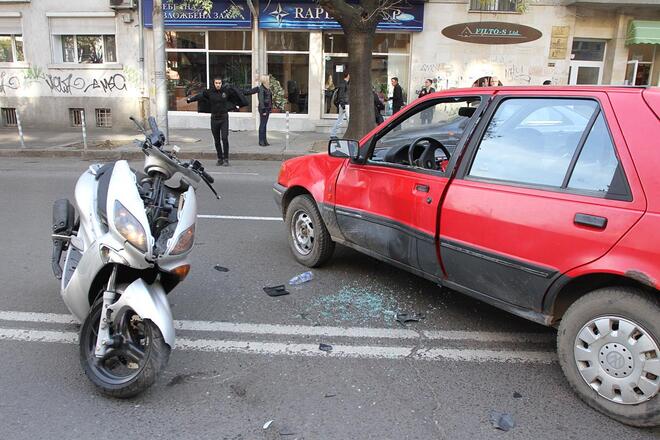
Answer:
[{"left": 51, "top": 117, "right": 218, "bottom": 397}]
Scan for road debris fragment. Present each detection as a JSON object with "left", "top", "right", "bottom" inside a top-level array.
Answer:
[{"left": 263, "top": 285, "right": 290, "bottom": 297}]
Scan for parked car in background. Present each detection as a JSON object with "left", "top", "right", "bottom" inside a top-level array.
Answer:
[{"left": 273, "top": 86, "right": 660, "bottom": 427}]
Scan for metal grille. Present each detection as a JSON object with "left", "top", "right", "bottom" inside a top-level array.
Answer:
[
  {"left": 69, "top": 108, "right": 84, "bottom": 127},
  {"left": 1, "top": 108, "right": 17, "bottom": 127},
  {"left": 469, "top": 0, "right": 518, "bottom": 12},
  {"left": 95, "top": 108, "right": 112, "bottom": 128}
]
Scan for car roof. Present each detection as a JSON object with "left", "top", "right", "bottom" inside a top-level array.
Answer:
[{"left": 429, "top": 86, "right": 652, "bottom": 96}]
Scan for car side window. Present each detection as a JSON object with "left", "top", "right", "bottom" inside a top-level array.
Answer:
[
  {"left": 468, "top": 98, "right": 598, "bottom": 187},
  {"left": 567, "top": 113, "right": 628, "bottom": 197},
  {"left": 369, "top": 97, "right": 481, "bottom": 171}
]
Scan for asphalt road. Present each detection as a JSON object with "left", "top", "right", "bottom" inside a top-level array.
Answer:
[{"left": 0, "top": 158, "right": 657, "bottom": 440}]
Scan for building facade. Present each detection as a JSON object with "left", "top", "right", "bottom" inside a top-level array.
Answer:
[{"left": 1, "top": 0, "right": 659, "bottom": 131}]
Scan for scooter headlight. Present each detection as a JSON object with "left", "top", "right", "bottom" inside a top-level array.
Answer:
[
  {"left": 114, "top": 201, "right": 148, "bottom": 252},
  {"left": 170, "top": 224, "right": 195, "bottom": 255}
]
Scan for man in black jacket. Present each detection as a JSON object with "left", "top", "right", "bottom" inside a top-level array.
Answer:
[
  {"left": 388, "top": 77, "right": 404, "bottom": 115},
  {"left": 187, "top": 77, "right": 236, "bottom": 166},
  {"left": 330, "top": 72, "right": 349, "bottom": 139}
]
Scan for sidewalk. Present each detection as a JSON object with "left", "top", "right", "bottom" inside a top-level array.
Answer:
[{"left": 0, "top": 126, "right": 330, "bottom": 161}]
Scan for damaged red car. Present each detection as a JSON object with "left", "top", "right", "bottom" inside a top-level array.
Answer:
[{"left": 273, "top": 86, "right": 660, "bottom": 427}]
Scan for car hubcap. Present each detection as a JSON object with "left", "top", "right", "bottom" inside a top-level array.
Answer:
[
  {"left": 574, "top": 315, "right": 660, "bottom": 405},
  {"left": 291, "top": 210, "right": 314, "bottom": 256}
]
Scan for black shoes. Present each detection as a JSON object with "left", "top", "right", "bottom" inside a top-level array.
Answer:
[
  {"left": 259, "top": 142, "right": 270, "bottom": 147},
  {"left": 216, "top": 159, "right": 224, "bottom": 166},
  {"left": 223, "top": 160, "right": 229, "bottom": 167}
]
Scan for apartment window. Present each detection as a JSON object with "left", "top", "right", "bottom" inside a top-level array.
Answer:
[
  {"left": 69, "top": 108, "right": 84, "bottom": 127},
  {"left": 267, "top": 32, "right": 309, "bottom": 114},
  {"left": 95, "top": 108, "right": 112, "bottom": 128},
  {"left": 165, "top": 30, "right": 252, "bottom": 112},
  {"left": 61, "top": 35, "right": 116, "bottom": 64},
  {"left": 0, "top": 34, "right": 24, "bottom": 62},
  {"left": 2, "top": 108, "right": 17, "bottom": 127},
  {"left": 469, "top": 0, "right": 519, "bottom": 12}
]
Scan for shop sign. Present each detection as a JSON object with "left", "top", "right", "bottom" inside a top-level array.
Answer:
[
  {"left": 442, "top": 22, "right": 542, "bottom": 45},
  {"left": 259, "top": 1, "right": 424, "bottom": 32},
  {"left": 143, "top": 0, "right": 252, "bottom": 29}
]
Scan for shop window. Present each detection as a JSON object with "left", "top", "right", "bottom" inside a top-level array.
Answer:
[
  {"left": 267, "top": 32, "right": 309, "bottom": 114},
  {"left": 167, "top": 52, "right": 207, "bottom": 112},
  {"left": 469, "top": 0, "right": 519, "bottom": 12},
  {"left": 209, "top": 31, "right": 251, "bottom": 51},
  {"left": 166, "top": 30, "right": 252, "bottom": 112},
  {"left": 166, "top": 31, "right": 205, "bottom": 49},
  {"left": 625, "top": 45, "right": 656, "bottom": 86},
  {"left": 323, "top": 32, "right": 410, "bottom": 116},
  {"left": 60, "top": 35, "right": 116, "bottom": 64},
  {"left": 0, "top": 34, "right": 24, "bottom": 62}
]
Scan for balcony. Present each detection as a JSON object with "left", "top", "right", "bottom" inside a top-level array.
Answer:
[{"left": 469, "top": 0, "right": 520, "bottom": 13}]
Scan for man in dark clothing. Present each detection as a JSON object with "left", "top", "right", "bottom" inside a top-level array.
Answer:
[
  {"left": 330, "top": 72, "right": 350, "bottom": 139},
  {"left": 388, "top": 77, "right": 404, "bottom": 115},
  {"left": 373, "top": 89, "right": 384, "bottom": 125},
  {"left": 187, "top": 77, "right": 236, "bottom": 166},
  {"left": 244, "top": 75, "right": 273, "bottom": 146}
]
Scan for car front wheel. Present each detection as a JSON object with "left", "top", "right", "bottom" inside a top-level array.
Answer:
[
  {"left": 285, "top": 195, "right": 335, "bottom": 267},
  {"left": 557, "top": 287, "right": 660, "bottom": 427}
]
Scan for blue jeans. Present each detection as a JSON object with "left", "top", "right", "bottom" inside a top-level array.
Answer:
[
  {"left": 259, "top": 112, "right": 270, "bottom": 144},
  {"left": 330, "top": 105, "right": 348, "bottom": 138}
]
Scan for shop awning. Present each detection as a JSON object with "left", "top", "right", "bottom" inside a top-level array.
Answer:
[{"left": 626, "top": 20, "right": 660, "bottom": 46}]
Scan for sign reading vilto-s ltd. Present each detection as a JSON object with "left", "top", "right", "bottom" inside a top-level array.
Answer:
[{"left": 442, "top": 22, "right": 542, "bottom": 45}]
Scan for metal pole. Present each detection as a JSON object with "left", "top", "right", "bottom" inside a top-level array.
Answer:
[
  {"left": 15, "top": 109, "right": 25, "bottom": 149},
  {"left": 285, "top": 111, "right": 290, "bottom": 152},
  {"left": 81, "top": 110, "right": 88, "bottom": 152},
  {"left": 153, "top": 0, "right": 169, "bottom": 142}
]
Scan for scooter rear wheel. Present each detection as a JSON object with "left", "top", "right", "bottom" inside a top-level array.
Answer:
[{"left": 79, "top": 298, "right": 170, "bottom": 398}]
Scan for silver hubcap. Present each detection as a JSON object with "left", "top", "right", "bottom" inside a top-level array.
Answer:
[
  {"left": 291, "top": 210, "right": 314, "bottom": 256},
  {"left": 574, "top": 316, "right": 660, "bottom": 405}
]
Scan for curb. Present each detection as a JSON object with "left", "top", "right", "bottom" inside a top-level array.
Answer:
[{"left": 0, "top": 149, "right": 309, "bottom": 161}]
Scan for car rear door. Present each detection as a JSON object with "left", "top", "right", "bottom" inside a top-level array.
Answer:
[{"left": 438, "top": 90, "right": 646, "bottom": 312}]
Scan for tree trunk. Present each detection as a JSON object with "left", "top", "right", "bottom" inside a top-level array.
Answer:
[{"left": 344, "top": 29, "right": 375, "bottom": 140}]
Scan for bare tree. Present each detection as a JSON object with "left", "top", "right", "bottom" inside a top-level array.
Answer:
[{"left": 318, "top": 0, "right": 402, "bottom": 139}]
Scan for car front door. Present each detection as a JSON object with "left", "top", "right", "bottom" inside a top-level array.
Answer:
[
  {"left": 438, "top": 91, "right": 646, "bottom": 313},
  {"left": 333, "top": 93, "right": 486, "bottom": 277}
]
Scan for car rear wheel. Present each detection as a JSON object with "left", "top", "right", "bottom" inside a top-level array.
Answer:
[
  {"left": 285, "top": 195, "right": 335, "bottom": 267},
  {"left": 557, "top": 287, "right": 660, "bottom": 427}
]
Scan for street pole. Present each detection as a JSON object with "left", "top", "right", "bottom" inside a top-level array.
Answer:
[
  {"left": 15, "top": 109, "right": 25, "bottom": 149},
  {"left": 152, "top": 0, "right": 169, "bottom": 142},
  {"left": 81, "top": 110, "right": 88, "bottom": 152}
]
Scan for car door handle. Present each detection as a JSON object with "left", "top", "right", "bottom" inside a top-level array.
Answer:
[
  {"left": 574, "top": 213, "right": 608, "bottom": 229},
  {"left": 415, "top": 184, "right": 430, "bottom": 193}
]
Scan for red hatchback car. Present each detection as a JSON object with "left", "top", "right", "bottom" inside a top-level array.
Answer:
[{"left": 274, "top": 86, "right": 660, "bottom": 427}]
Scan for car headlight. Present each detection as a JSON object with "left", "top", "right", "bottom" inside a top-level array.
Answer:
[
  {"left": 170, "top": 224, "right": 195, "bottom": 255},
  {"left": 114, "top": 201, "right": 148, "bottom": 252}
]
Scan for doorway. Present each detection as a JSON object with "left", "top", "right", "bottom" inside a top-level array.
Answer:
[{"left": 568, "top": 39, "right": 606, "bottom": 85}]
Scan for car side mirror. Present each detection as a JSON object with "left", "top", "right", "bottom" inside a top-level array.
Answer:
[{"left": 328, "top": 139, "right": 360, "bottom": 160}]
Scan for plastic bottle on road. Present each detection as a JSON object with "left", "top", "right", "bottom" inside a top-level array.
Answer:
[{"left": 289, "top": 271, "right": 314, "bottom": 285}]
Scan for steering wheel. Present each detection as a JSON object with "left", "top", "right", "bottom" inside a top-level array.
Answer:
[{"left": 407, "top": 137, "right": 451, "bottom": 170}]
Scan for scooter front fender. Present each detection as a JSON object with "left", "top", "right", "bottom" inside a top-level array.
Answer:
[{"left": 108, "top": 278, "right": 175, "bottom": 348}]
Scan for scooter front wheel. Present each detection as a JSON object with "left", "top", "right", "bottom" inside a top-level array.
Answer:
[{"left": 79, "top": 298, "right": 170, "bottom": 398}]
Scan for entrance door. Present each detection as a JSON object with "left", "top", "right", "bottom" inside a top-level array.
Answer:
[
  {"left": 568, "top": 39, "right": 606, "bottom": 85},
  {"left": 569, "top": 62, "right": 604, "bottom": 85}
]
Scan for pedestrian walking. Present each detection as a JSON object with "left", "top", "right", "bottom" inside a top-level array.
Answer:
[
  {"left": 330, "top": 72, "right": 349, "bottom": 139},
  {"left": 387, "top": 77, "right": 404, "bottom": 115},
  {"left": 418, "top": 79, "right": 435, "bottom": 124},
  {"left": 244, "top": 75, "right": 273, "bottom": 146},
  {"left": 187, "top": 77, "right": 243, "bottom": 166},
  {"left": 373, "top": 89, "right": 385, "bottom": 125}
]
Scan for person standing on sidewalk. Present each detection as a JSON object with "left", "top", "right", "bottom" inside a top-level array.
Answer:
[
  {"left": 418, "top": 79, "right": 435, "bottom": 124},
  {"left": 387, "top": 77, "right": 404, "bottom": 115},
  {"left": 187, "top": 77, "right": 236, "bottom": 166},
  {"left": 330, "top": 72, "right": 350, "bottom": 139},
  {"left": 373, "top": 88, "right": 385, "bottom": 125},
  {"left": 244, "top": 75, "right": 273, "bottom": 146}
]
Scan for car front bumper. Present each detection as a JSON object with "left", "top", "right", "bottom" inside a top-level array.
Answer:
[{"left": 273, "top": 183, "right": 286, "bottom": 215}]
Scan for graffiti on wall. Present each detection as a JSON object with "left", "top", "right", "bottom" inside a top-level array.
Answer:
[{"left": 0, "top": 67, "right": 132, "bottom": 96}]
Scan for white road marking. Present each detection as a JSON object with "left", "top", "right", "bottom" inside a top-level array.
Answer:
[
  {"left": 197, "top": 214, "right": 282, "bottom": 221},
  {"left": 0, "top": 310, "right": 554, "bottom": 343},
  {"left": 0, "top": 327, "right": 556, "bottom": 364}
]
